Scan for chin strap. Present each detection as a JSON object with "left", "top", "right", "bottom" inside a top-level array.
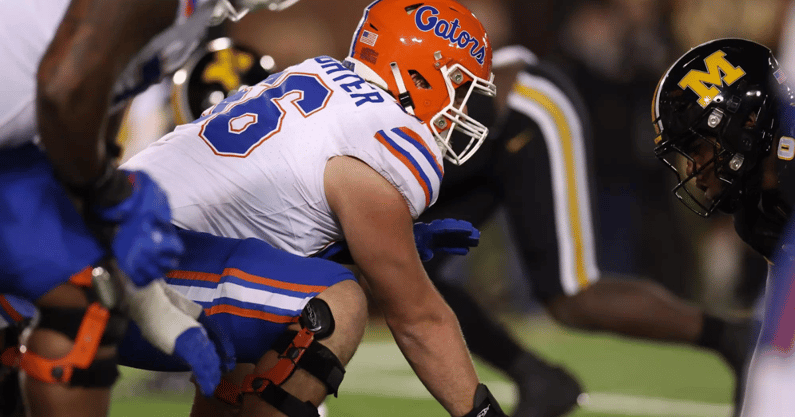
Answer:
[
  {"left": 390, "top": 62, "right": 415, "bottom": 115},
  {"left": 344, "top": 57, "right": 416, "bottom": 116}
]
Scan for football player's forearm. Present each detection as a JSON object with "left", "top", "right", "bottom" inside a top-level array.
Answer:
[
  {"left": 385, "top": 300, "right": 479, "bottom": 416},
  {"left": 36, "top": 0, "right": 112, "bottom": 185},
  {"left": 36, "top": 0, "right": 175, "bottom": 187}
]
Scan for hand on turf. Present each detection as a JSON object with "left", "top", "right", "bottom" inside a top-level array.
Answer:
[
  {"left": 315, "top": 219, "right": 480, "bottom": 263},
  {"left": 172, "top": 326, "right": 223, "bottom": 397},
  {"left": 125, "top": 280, "right": 226, "bottom": 397},
  {"left": 197, "top": 311, "right": 237, "bottom": 373}
]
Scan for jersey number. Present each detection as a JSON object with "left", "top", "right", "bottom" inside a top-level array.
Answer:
[{"left": 196, "top": 73, "right": 332, "bottom": 157}]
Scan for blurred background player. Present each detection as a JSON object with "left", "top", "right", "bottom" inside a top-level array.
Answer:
[
  {"left": 650, "top": 37, "right": 795, "bottom": 417},
  {"left": 0, "top": 1, "right": 298, "bottom": 416},
  {"left": 119, "top": 0, "right": 507, "bottom": 416},
  {"left": 418, "top": 44, "right": 753, "bottom": 417}
]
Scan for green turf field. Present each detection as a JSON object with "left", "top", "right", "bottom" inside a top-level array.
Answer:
[{"left": 108, "top": 314, "right": 736, "bottom": 417}]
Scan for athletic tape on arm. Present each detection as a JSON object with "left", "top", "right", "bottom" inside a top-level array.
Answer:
[
  {"left": 161, "top": 281, "right": 204, "bottom": 319},
  {"left": 126, "top": 280, "right": 200, "bottom": 354}
]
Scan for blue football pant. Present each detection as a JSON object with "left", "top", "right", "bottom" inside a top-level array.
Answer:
[
  {"left": 0, "top": 143, "right": 105, "bottom": 301},
  {"left": 118, "top": 229, "right": 356, "bottom": 370}
]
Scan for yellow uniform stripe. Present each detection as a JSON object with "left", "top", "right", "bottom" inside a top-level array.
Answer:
[{"left": 512, "top": 82, "right": 590, "bottom": 289}]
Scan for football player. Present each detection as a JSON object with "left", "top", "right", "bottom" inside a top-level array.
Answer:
[
  {"left": 0, "top": 1, "right": 297, "bottom": 416},
  {"left": 650, "top": 38, "right": 795, "bottom": 417},
  {"left": 118, "top": 1, "right": 507, "bottom": 416},
  {"left": 419, "top": 44, "right": 753, "bottom": 416},
  {"left": 162, "top": 39, "right": 756, "bottom": 416}
]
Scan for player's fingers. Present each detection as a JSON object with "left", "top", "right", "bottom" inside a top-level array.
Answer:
[{"left": 444, "top": 247, "right": 469, "bottom": 256}]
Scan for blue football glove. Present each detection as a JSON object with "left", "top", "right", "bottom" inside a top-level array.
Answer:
[
  {"left": 197, "top": 311, "right": 237, "bottom": 373},
  {"left": 172, "top": 326, "right": 223, "bottom": 397},
  {"left": 314, "top": 240, "right": 353, "bottom": 263},
  {"left": 92, "top": 170, "right": 184, "bottom": 287},
  {"left": 127, "top": 281, "right": 231, "bottom": 398},
  {"left": 316, "top": 218, "right": 480, "bottom": 263},
  {"left": 413, "top": 219, "right": 480, "bottom": 262},
  {"left": 163, "top": 284, "right": 236, "bottom": 373}
]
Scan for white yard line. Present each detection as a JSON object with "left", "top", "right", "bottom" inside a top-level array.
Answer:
[
  {"left": 343, "top": 341, "right": 733, "bottom": 417},
  {"left": 579, "top": 393, "right": 732, "bottom": 417}
]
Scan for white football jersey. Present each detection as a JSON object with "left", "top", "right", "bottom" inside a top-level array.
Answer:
[
  {"left": 123, "top": 56, "right": 444, "bottom": 256},
  {"left": 0, "top": 0, "right": 216, "bottom": 149},
  {"left": 0, "top": 0, "right": 69, "bottom": 149}
]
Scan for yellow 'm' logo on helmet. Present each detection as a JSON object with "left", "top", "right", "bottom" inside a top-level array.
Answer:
[
  {"left": 678, "top": 50, "right": 745, "bottom": 108},
  {"left": 202, "top": 49, "right": 254, "bottom": 92}
]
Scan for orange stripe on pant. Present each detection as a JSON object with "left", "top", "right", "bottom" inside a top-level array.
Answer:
[
  {"left": 166, "top": 268, "right": 328, "bottom": 294},
  {"left": 205, "top": 304, "right": 300, "bottom": 323}
]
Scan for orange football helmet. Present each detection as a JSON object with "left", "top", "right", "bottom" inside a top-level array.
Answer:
[{"left": 345, "top": 0, "right": 496, "bottom": 165}]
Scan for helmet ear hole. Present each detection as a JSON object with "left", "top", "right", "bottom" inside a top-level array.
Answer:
[
  {"left": 409, "top": 70, "right": 432, "bottom": 89},
  {"left": 745, "top": 110, "right": 759, "bottom": 128}
]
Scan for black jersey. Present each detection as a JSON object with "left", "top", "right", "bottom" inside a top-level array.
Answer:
[
  {"left": 733, "top": 141, "right": 795, "bottom": 260},
  {"left": 420, "top": 47, "right": 600, "bottom": 300}
]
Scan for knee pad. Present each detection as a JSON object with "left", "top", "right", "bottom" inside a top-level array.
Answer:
[
  {"left": 0, "top": 266, "right": 127, "bottom": 388},
  {"left": 299, "top": 297, "right": 335, "bottom": 341},
  {"left": 215, "top": 298, "right": 345, "bottom": 417}
]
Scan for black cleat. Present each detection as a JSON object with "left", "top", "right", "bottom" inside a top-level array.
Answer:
[{"left": 508, "top": 354, "right": 583, "bottom": 417}]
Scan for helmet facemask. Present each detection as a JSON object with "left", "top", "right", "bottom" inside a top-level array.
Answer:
[
  {"left": 428, "top": 63, "right": 496, "bottom": 165},
  {"left": 655, "top": 100, "right": 775, "bottom": 216},
  {"left": 650, "top": 38, "right": 792, "bottom": 217},
  {"left": 360, "top": 57, "right": 496, "bottom": 166},
  {"left": 215, "top": 0, "right": 300, "bottom": 22},
  {"left": 655, "top": 130, "right": 738, "bottom": 216}
]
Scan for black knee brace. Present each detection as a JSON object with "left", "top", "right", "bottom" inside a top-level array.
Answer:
[{"left": 215, "top": 298, "right": 345, "bottom": 417}]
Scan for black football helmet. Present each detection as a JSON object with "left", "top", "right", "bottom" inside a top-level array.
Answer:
[
  {"left": 651, "top": 38, "right": 795, "bottom": 216},
  {"left": 171, "top": 38, "right": 275, "bottom": 125}
]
